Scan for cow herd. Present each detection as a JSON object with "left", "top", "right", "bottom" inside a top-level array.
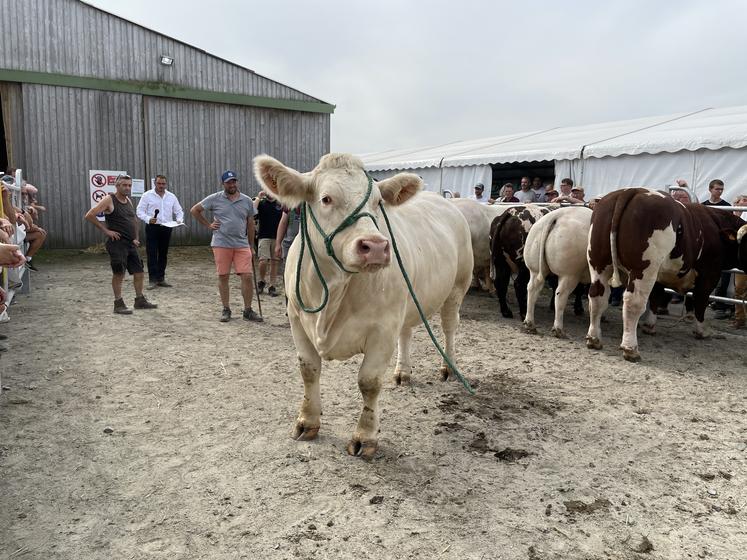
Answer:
[{"left": 254, "top": 153, "right": 747, "bottom": 459}]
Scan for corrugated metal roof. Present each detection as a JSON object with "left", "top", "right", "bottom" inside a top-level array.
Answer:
[{"left": 360, "top": 105, "right": 747, "bottom": 171}]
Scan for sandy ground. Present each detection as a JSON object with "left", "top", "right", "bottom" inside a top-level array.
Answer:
[{"left": 1, "top": 246, "right": 746, "bottom": 560}]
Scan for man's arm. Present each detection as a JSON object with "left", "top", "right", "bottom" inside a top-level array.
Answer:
[
  {"left": 274, "top": 211, "right": 289, "bottom": 259},
  {"left": 135, "top": 192, "right": 150, "bottom": 223},
  {"left": 247, "top": 212, "right": 256, "bottom": 247},
  {"left": 173, "top": 195, "right": 184, "bottom": 222},
  {"left": 84, "top": 196, "right": 119, "bottom": 239},
  {"left": 129, "top": 198, "right": 141, "bottom": 247},
  {"left": 190, "top": 202, "right": 219, "bottom": 230}
]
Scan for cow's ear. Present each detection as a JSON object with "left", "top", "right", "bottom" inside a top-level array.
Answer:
[
  {"left": 378, "top": 173, "right": 422, "bottom": 206},
  {"left": 253, "top": 155, "right": 314, "bottom": 207}
]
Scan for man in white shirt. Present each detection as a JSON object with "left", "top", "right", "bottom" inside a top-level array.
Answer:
[
  {"left": 136, "top": 174, "right": 184, "bottom": 289},
  {"left": 468, "top": 183, "right": 491, "bottom": 204},
  {"left": 514, "top": 176, "right": 535, "bottom": 203}
]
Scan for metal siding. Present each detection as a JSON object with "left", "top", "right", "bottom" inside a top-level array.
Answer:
[
  {"left": 1, "top": 0, "right": 323, "bottom": 103},
  {"left": 143, "top": 97, "right": 328, "bottom": 246},
  {"left": 21, "top": 84, "right": 145, "bottom": 248}
]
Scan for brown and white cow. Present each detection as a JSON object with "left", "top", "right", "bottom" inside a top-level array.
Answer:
[
  {"left": 523, "top": 206, "right": 593, "bottom": 337},
  {"left": 490, "top": 205, "right": 555, "bottom": 319},
  {"left": 254, "top": 153, "right": 473, "bottom": 459},
  {"left": 586, "top": 188, "right": 746, "bottom": 361}
]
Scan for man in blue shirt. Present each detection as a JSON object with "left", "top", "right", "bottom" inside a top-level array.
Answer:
[{"left": 190, "top": 170, "right": 263, "bottom": 323}]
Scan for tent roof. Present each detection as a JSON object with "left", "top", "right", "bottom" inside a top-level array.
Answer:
[{"left": 359, "top": 105, "right": 747, "bottom": 171}]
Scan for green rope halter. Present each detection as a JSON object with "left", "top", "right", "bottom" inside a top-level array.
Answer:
[{"left": 293, "top": 171, "right": 474, "bottom": 394}]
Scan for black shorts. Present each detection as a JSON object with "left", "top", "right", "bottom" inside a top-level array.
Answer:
[{"left": 106, "top": 239, "right": 144, "bottom": 275}]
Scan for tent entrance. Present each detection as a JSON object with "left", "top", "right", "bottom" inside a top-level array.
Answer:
[{"left": 489, "top": 161, "right": 555, "bottom": 198}]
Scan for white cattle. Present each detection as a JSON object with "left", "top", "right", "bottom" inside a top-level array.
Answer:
[
  {"left": 451, "top": 199, "right": 511, "bottom": 291},
  {"left": 523, "top": 206, "right": 592, "bottom": 337},
  {"left": 253, "top": 153, "right": 473, "bottom": 459}
]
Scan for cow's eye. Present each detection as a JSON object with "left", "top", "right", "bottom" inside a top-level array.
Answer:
[{"left": 320, "top": 195, "right": 332, "bottom": 205}]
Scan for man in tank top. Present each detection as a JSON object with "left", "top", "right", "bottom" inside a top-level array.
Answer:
[{"left": 84, "top": 174, "right": 158, "bottom": 314}]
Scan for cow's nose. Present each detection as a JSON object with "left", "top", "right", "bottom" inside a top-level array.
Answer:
[{"left": 357, "top": 238, "right": 390, "bottom": 264}]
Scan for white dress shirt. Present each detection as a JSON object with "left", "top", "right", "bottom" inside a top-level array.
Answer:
[{"left": 136, "top": 188, "right": 184, "bottom": 224}]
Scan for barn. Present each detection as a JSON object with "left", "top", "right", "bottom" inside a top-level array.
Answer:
[
  {"left": 0, "top": 0, "right": 334, "bottom": 248},
  {"left": 359, "top": 105, "right": 747, "bottom": 204}
]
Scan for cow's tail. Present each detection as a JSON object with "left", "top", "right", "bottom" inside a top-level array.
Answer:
[
  {"left": 609, "top": 189, "right": 639, "bottom": 288},
  {"left": 537, "top": 213, "right": 557, "bottom": 283}
]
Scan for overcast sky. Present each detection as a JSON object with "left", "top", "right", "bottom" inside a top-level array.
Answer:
[{"left": 88, "top": 0, "right": 747, "bottom": 155}]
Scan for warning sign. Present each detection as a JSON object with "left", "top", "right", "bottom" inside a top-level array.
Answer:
[{"left": 89, "top": 169, "right": 126, "bottom": 221}]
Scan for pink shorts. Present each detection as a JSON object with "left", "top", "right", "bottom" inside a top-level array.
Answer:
[{"left": 212, "top": 247, "right": 253, "bottom": 276}]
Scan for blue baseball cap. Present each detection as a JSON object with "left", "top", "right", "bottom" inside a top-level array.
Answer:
[{"left": 221, "top": 170, "right": 237, "bottom": 183}]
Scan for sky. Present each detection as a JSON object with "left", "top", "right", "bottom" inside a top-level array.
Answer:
[{"left": 87, "top": 1, "right": 747, "bottom": 155}]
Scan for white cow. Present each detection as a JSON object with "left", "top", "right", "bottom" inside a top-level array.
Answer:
[
  {"left": 253, "top": 153, "right": 473, "bottom": 459},
  {"left": 523, "top": 206, "right": 592, "bottom": 337},
  {"left": 451, "top": 198, "right": 512, "bottom": 291}
]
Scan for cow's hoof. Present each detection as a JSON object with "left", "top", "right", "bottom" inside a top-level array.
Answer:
[
  {"left": 550, "top": 328, "right": 567, "bottom": 339},
  {"left": 439, "top": 366, "right": 452, "bottom": 381},
  {"left": 641, "top": 323, "right": 656, "bottom": 335},
  {"left": 394, "top": 368, "right": 411, "bottom": 386},
  {"left": 622, "top": 347, "right": 641, "bottom": 362},
  {"left": 519, "top": 314, "right": 526, "bottom": 322},
  {"left": 574, "top": 307, "right": 584, "bottom": 317},
  {"left": 346, "top": 438, "right": 378, "bottom": 460},
  {"left": 524, "top": 322, "right": 538, "bottom": 334},
  {"left": 586, "top": 336, "right": 603, "bottom": 350},
  {"left": 292, "top": 421, "right": 320, "bottom": 441},
  {"left": 501, "top": 310, "right": 514, "bottom": 319}
]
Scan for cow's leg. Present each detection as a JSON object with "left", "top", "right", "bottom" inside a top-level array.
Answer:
[
  {"left": 552, "top": 274, "right": 581, "bottom": 338},
  {"left": 347, "top": 341, "right": 395, "bottom": 460},
  {"left": 691, "top": 281, "right": 712, "bottom": 339},
  {"left": 514, "top": 264, "right": 530, "bottom": 321},
  {"left": 493, "top": 262, "right": 513, "bottom": 318},
  {"left": 393, "top": 326, "right": 413, "bottom": 385},
  {"left": 586, "top": 268, "right": 612, "bottom": 350},
  {"left": 640, "top": 303, "right": 657, "bottom": 335},
  {"left": 620, "top": 272, "right": 658, "bottom": 362},
  {"left": 524, "top": 271, "right": 544, "bottom": 334},
  {"left": 438, "top": 293, "right": 462, "bottom": 380},
  {"left": 289, "top": 316, "right": 323, "bottom": 441}
]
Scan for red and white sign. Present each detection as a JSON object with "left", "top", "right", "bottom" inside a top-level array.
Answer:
[{"left": 89, "top": 169, "right": 126, "bottom": 221}]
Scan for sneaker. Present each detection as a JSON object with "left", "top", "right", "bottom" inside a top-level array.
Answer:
[
  {"left": 146, "top": 282, "right": 158, "bottom": 290},
  {"left": 134, "top": 295, "right": 157, "bottom": 310},
  {"left": 156, "top": 281, "right": 173, "bottom": 287},
  {"left": 268, "top": 285, "right": 278, "bottom": 297},
  {"left": 220, "top": 307, "right": 232, "bottom": 322},
  {"left": 257, "top": 280, "right": 266, "bottom": 294},
  {"left": 113, "top": 298, "right": 133, "bottom": 315},
  {"left": 26, "top": 260, "right": 38, "bottom": 272},
  {"left": 242, "top": 308, "right": 264, "bottom": 322}
]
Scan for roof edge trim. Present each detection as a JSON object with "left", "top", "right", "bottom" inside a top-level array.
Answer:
[{"left": 0, "top": 68, "right": 336, "bottom": 114}]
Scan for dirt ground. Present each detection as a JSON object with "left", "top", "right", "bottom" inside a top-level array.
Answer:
[{"left": 1, "top": 246, "right": 746, "bottom": 560}]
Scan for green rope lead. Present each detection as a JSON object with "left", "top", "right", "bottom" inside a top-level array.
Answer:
[{"left": 379, "top": 202, "right": 475, "bottom": 395}]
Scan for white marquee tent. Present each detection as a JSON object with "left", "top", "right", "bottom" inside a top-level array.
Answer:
[{"left": 358, "top": 105, "right": 747, "bottom": 203}]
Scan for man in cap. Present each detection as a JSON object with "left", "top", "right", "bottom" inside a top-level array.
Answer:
[
  {"left": 469, "top": 182, "right": 491, "bottom": 204},
  {"left": 190, "top": 170, "right": 263, "bottom": 323}
]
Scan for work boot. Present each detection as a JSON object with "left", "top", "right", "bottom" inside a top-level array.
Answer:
[
  {"left": 257, "top": 280, "right": 266, "bottom": 294},
  {"left": 114, "top": 298, "right": 133, "bottom": 315},
  {"left": 220, "top": 307, "right": 232, "bottom": 322},
  {"left": 268, "top": 285, "right": 278, "bottom": 297},
  {"left": 243, "top": 308, "right": 264, "bottom": 322},
  {"left": 134, "top": 295, "right": 157, "bottom": 310}
]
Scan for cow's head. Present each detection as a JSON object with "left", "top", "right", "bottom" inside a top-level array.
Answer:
[{"left": 253, "top": 153, "right": 421, "bottom": 272}]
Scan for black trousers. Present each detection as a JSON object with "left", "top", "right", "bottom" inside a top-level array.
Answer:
[{"left": 145, "top": 224, "right": 172, "bottom": 283}]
